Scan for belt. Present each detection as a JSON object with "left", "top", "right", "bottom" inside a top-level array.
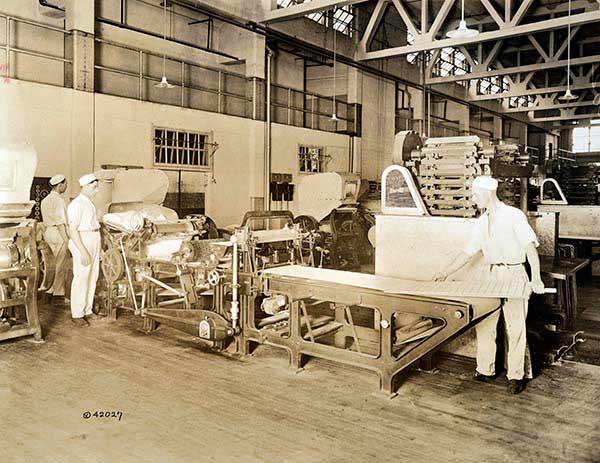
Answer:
[
  {"left": 491, "top": 262, "right": 524, "bottom": 267},
  {"left": 79, "top": 229, "right": 100, "bottom": 232}
]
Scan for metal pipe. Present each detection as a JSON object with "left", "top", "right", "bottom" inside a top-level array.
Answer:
[
  {"left": 230, "top": 235, "right": 239, "bottom": 330},
  {"left": 158, "top": 297, "right": 185, "bottom": 307},
  {"left": 5, "top": 17, "right": 8, "bottom": 79},
  {"left": 119, "top": 238, "right": 139, "bottom": 314},
  {"left": 264, "top": 46, "right": 274, "bottom": 212},
  {"left": 139, "top": 273, "right": 183, "bottom": 296},
  {"left": 95, "top": 16, "right": 239, "bottom": 61},
  {"left": 138, "top": 50, "right": 143, "bottom": 100},
  {"left": 38, "top": 0, "right": 65, "bottom": 13}
]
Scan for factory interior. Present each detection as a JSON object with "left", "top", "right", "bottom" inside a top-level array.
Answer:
[{"left": 1, "top": 0, "right": 600, "bottom": 461}]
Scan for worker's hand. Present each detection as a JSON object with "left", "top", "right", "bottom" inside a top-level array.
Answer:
[
  {"left": 80, "top": 252, "right": 91, "bottom": 267},
  {"left": 530, "top": 277, "right": 545, "bottom": 294}
]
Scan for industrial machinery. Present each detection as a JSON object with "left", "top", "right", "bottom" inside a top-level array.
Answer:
[
  {"left": 399, "top": 131, "right": 533, "bottom": 216},
  {"left": 0, "top": 143, "right": 43, "bottom": 342},
  {"left": 120, "top": 169, "right": 542, "bottom": 397},
  {"left": 95, "top": 168, "right": 223, "bottom": 322},
  {"left": 294, "top": 172, "right": 374, "bottom": 270}
]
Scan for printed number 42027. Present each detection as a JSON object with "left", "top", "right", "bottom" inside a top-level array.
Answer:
[{"left": 82, "top": 410, "right": 123, "bottom": 421}]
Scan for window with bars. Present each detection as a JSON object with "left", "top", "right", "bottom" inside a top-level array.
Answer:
[
  {"left": 298, "top": 145, "right": 325, "bottom": 173},
  {"left": 276, "top": 0, "right": 354, "bottom": 36},
  {"left": 573, "top": 121, "right": 600, "bottom": 152},
  {"left": 153, "top": 128, "right": 211, "bottom": 170}
]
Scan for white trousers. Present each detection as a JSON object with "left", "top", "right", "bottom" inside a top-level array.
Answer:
[
  {"left": 475, "top": 264, "right": 533, "bottom": 380},
  {"left": 43, "top": 227, "right": 68, "bottom": 296},
  {"left": 68, "top": 232, "right": 101, "bottom": 319}
]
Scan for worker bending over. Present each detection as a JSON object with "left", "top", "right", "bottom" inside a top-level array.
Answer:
[
  {"left": 434, "top": 176, "right": 544, "bottom": 394},
  {"left": 40, "top": 174, "right": 69, "bottom": 300},
  {"left": 67, "top": 174, "right": 101, "bottom": 326}
]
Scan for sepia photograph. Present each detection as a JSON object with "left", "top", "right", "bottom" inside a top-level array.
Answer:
[{"left": 0, "top": 1, "right": 599, "bottom": 462}]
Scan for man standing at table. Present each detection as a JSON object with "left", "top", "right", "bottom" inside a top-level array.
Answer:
[
  {"left": 434, "top": 176, "right": 545, "bottom": 394},
  {"left": 67, "top": 174, "right": 101, "bottom": 326}
]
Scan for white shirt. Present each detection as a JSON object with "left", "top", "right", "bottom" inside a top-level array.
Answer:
[
  {"left": 463, "top": 202, "right": 539, "bottom": 265},
  {"left": 67, "top": 194, "right": 100, "bottom": 232},
  {"left": 41, "top": 190, "right": 68, "bottom": 227}
]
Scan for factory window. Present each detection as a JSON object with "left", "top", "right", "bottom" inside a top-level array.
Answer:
[
  {"left": 572, "top": 121, "right": 600, "bottom": 153},
  {"left": 276, "top": 1, "right": 354, "bottom": 36},
  {"left": 153, "top": 128, "right": 210, "bottom": 171},
  {"left": 298, "top": 145, "right": 325, "bottom": 173}
]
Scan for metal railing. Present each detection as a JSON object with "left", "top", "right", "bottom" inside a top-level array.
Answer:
[
  {"left": 269, "top": 83, "right": 357, "bottom": 133},
  {"left": 0, "top": 13, "right": 72, "bottom": 87},
  {"left": 94, "top": 38, "right": 251, "bottom": 119}
]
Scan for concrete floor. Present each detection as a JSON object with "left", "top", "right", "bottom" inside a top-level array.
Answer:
[{"left": 2, "top": 303, "right": 600, "bottom": 463}]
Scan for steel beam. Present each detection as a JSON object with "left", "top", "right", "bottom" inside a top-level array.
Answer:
[
  {"left": 481, "top": 0, "right": 505, "bottom": 28},
  {"left": 357, "top": 10, "right": 600, "bottom": 59},
  {"left": 504, "top": 100, "right": 598, "bottom": 113},
  {"left": 426, "top": 54, "right": 600, "bottom": 85},
  {"left": 531, "top": 113, "right": 600, "bottom": 122},
  {"left": 261, "top": 0, "right": 370, "bottom": 23},
  {"left": 357, "top": 0, "right": 389, "bottom": 55},
  {"left": 471, "top": 81, "right": 598, "bottom": 101}
]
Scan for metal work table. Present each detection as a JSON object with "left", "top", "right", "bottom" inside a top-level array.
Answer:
[{"left": 540, "top": 255, "right": 589, "bottom": 330}]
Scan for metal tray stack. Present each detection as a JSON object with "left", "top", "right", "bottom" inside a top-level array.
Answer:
[
  {"left": 559, "top": 165, "right": 600, "bottom": 205},
  {"left": 411, "top": 136, "right": 492, "bottom": 217}
]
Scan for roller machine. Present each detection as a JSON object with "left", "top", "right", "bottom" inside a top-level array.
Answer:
[{"left": 0, "top": 144, "right": 43, "bottom": 343}]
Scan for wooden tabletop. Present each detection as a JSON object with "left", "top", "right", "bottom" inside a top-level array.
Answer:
[{"left": 540, "top": 255, "right": 589, "bottom": 280}]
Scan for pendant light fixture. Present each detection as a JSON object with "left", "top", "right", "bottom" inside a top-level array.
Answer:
[
  {"left": 559, "top": 0, "right": 577, "bottom": 101},
  {"left": 330, "top": 8, "right": 340, "bottom": 123},
  {"left": 447, "top": 0, "right": 479, "bottom": 39},
  {"left": 155, "top": 0, "right": 175, "bottom": 89}
]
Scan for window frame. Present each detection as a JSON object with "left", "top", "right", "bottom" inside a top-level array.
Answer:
[
  {"left": 152, "top": 126, "right": 213, "bottom": 172},
  {"left": 297, "top": 144, "right": 327, "bottom": 174}
]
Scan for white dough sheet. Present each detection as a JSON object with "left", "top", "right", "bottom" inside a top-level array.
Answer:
[{"left": 263, "top": 265, "right": 505, "bottom": 319}]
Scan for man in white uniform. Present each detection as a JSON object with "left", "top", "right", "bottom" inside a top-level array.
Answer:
[
  {"left": 67, "top": 174, "right": 101, "bottom": 326},
  {"left": 40, "top": 174, "right": 69, "bottom": 299},
  {"left": 434, "top": 176, "right": 544, "bottom": 394}
]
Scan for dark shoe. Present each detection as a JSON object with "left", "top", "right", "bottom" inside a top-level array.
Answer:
[
  {"left": 72, "top": 318, "right": 89, "bottom": 327},
  {"left": 507, "top": 379, "right": 526, "bottom": 395},
  {"left": 473, "top": 372, "right": 495, "bottom": 383}
]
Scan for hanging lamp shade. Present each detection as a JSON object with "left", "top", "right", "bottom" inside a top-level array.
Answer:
[
  {"left": 559, "top": 88, "right": 578, "bottom": 101},
  {"left": 559, "top": 0, "right": 577, "bottom": 102},
  {"left": 155, "top": 75, "right": 175, "bottom": 89},
  {"left": 447, "top": 20, "right": 479, "bottom": 39},
  {"left": 447, "top": 0, "right": 479, "bottom": 39},
  {"left": 155, "top": 0, "right": 175, "bottom": 89}
]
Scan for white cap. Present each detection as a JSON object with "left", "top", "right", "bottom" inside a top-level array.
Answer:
[
  {"left": 79, "top": 173, "right": 98, "bottom": 187},
  {"left": 472, "top": 176, "right": 498, "bottom": 191},
  {"left": 49, "top": 174, "right": 66, "bottom": 186}
]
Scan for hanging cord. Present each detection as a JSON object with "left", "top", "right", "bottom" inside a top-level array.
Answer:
[
  {"left": 162, "top": 1, "right": 167, "bottom": 77},
  {"left": 567, "top": 0, "right": 571, "bottom": 92},
  {"left": 332, "top": 8, "right": 337, "bottom": 118}
]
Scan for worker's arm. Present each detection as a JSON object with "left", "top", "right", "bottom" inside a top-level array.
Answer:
[
  {"left": 526, "top": 242, "right": 544, "bottom": 294},
  {"left": 432, "top": 251, "right": 474, "bottom": 281},
  {"left": 69, "top": 223, "right": 90, "bottom": 266}
]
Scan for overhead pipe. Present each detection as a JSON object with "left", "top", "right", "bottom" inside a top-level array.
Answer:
[
  {"left": 95, "top": 16, "right": 239, "bottom": 61},
  {"left": 230, "top": 235, "right": 240, "bottom": 330},
  {"left": 38, "top": 0, "right": 65, "bottom": 12},
  {"left": 265, "top": 46, "right": 274, "bottom": 212}
]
